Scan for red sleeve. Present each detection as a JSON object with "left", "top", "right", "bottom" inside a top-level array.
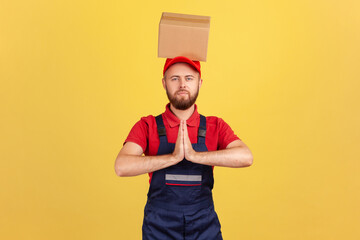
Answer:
[
  {"left": 217, "top": 118, "right": 240, "bottom": 150},
  {"left": 124, "top": 117, "right": 149, "bottom": 153}
]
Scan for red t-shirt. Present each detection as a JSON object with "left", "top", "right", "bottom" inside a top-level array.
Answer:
[{"left": 125, "top": 104, "right": 240, "bottom": 157}]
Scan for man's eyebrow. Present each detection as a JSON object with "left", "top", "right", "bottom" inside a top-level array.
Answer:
[
  {"left": 169, "top": 74, "right": 196, "bottom": 78},
  {"left": 169, "top": 75, "right": 180, "bottom": 78}
]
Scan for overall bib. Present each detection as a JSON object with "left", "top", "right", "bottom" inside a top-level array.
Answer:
[{"left": 142, "top": 114, "right": 223, "bottom": 240}]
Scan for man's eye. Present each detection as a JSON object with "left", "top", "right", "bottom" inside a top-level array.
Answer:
[
  {"left": 186, "top": 77, "right": 193, "bottom": 81},
  {"left": 171, "top": 78, "right": 178, "bottom": 81}
]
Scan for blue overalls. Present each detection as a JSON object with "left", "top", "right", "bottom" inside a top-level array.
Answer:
[{"left": 142, "top": 114, "right": 223, "bottom": 240}]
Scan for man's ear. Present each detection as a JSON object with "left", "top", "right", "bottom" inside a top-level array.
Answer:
[
  {"left": 199, "top": 78, "right": 203, "bottom": 89},
  {"left": 162, "top": 77, "right": 166, "bottom": 90}
]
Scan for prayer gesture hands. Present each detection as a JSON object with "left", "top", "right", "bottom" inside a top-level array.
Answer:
[{"left": 172, "top": 120, "right": 197, "bottom": 163}]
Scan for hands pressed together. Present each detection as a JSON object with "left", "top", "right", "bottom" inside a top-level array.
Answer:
[
  {"left": 116, "top": 118, "right": 252, "bottom": 177},
  {"left": 172, "top": 120, "right": 198, "bottom": 164}
]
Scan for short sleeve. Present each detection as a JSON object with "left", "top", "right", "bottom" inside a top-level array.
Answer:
[
  {"left": 217, "top": 118, "right": 240, "bottom": 150},
  {"left": 124, "top": 118, "right": 149, "bottom": 153}
]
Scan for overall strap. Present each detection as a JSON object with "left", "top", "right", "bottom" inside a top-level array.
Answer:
[
  {"left": 197, "top": 115, "right": 207, "bottom": 144},
  {"left": 155, "top": 114, "right": 168, "bottom": 143}
]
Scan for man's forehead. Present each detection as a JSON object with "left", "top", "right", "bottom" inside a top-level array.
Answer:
[{"left": 165, "top": 62, "right": 200, "bottom": 75}]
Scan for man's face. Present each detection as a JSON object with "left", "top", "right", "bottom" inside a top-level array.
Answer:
[{"left": 162, "top": 63, "right": 202, "bottom": 110}]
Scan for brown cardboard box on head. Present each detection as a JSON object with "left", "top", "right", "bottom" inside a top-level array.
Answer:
[{"left": 158, "top": 12, "right": 210, "bottom": 62}]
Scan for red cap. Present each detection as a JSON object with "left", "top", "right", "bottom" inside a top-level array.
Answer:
[{"left": 163, "top": 56, "right": 201, "bottom": 77}]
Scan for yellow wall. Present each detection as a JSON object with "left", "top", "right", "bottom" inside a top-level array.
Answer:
[{"left": 1, "top": 0, "right": 359, "bottom": 239}]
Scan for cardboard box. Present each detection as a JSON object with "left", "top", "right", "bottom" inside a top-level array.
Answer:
[{"left": 158, "top": 12, "right": 210, "bottom": 62}]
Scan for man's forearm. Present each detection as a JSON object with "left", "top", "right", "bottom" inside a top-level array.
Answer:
[
  {"left": 115, "top": 154, "right": 178, "bottom": 177},
  {"left": 189, "top": 146, "right": 253, "bottom": 168}
]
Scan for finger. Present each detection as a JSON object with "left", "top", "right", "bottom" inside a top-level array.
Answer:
[
  {"left": 176, "top": 120, "right": 182, "bottom": 144},
  {"left": 175, "top": 121, "right": 183, "bottom": 150},
  {"left": 184, "top": 120, "right": 189, "bottom": 140},
  {"left": 173, "top": 120, "right": 184, "bottom": 161},
  {"left": 181, "top": 121, "right": 185, "bottom": 157},
  {"left": 181, "top": 120, "right": 185, "bottom": 145},
  {"left": 182, "top": 120, "right": 186, "bottom": 138},
  {"left": 183, "top": 120, "right": 186, "bottom": 129}
]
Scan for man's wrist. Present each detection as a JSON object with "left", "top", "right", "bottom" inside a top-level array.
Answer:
[
  {"left": 187, "top": 150, "right": 200, "bottom": 163},
  {"left": 170, "top": 153, "right": 182, "bottom": 164}
]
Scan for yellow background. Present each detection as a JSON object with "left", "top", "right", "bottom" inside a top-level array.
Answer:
[{"left": 1, "top": 0, "right": 359, "bottom": 239}]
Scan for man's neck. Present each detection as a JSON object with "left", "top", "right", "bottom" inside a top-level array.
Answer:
[{"left": 169, "top": 104, "right": 195, "bottom": 121}]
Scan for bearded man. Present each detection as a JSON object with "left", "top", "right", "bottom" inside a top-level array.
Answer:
[{"left": 115, "top": 56, "right": 253, "bottom": 240}]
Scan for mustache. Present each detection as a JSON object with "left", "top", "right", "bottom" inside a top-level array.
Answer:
[{"left": 176, "top": 90, "right": 190, "bottom": 94}]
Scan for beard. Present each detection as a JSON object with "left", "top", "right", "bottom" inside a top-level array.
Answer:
[{"left": 165, "top": 86, "right": 199, "bottom": 110}]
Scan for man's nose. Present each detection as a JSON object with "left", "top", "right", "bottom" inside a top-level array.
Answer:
[{"left": 179, "top": 77, "right": 186, "bottom": 88}]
